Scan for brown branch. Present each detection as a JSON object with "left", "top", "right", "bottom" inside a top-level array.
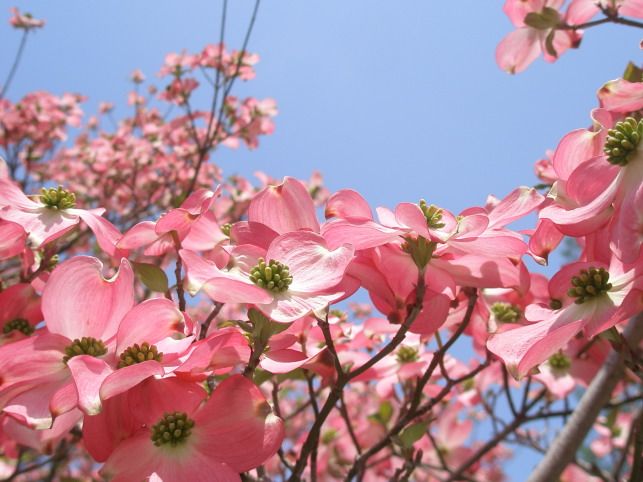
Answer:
[{"left": 528, "top": 312, "right": 643, "bottom": 482}]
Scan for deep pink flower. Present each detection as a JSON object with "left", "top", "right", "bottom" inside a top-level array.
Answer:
[
  {"left": 99, "top": 375, "right": 284, "bottom": 481},
  {"left": 0, "top": 283, "right": 42, "bottom": 345}
]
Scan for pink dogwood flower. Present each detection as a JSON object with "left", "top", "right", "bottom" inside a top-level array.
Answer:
[
  {"left": 496, "top": 0, "right": 585, "bottom": 74},
  {"left": 8, "top": 7, "right": 45, "bottom": 29},
  {"left": 118, "top": 187, "right": 227, "bottom": 255},
  {"left": 0, "top": 180, "right": 126, "bottom": 257},
  {"left": 0, "top": 283, "right": 42, "bottom": 345},
  {"left": 183, "top": 230, "right": 356, "bottom": 323},
  {"left": 487, "top": 255, "right": 643, "bottom": 379},
  {"left": 235, "top": 230, "right": 356, "bottom": 322},
  {"left": 65, "top": 297, "right": 198, "bottom": 415},
  {"left": 99, "top": 375, "right": 284, "bottom": 481},
  {"left": 0, "top": 256, "right": 134, "bottom": 428},
  {"left": 539, "top": 109, "right": 643, "bottom": 262}
]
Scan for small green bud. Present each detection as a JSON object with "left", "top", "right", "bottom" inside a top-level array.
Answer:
[{"left": 548, "top": 353, "right": 571, "bottom": 369}]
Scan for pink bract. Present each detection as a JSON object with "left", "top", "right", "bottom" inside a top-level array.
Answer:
[{"left": 99, "top": 375, "right": 284, "bottom": 481}]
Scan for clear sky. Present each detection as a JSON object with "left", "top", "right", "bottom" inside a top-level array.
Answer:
[{"left": 3, "top": 1, "right": 642, "bottom": 479}]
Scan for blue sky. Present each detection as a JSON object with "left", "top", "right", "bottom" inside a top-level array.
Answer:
[{"left": 3, "top": 1, "right": 642, "bottom": 478}]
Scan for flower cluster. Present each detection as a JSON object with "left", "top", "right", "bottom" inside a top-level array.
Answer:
[{"left": 1, "top": 5, "right": 642, "bottom": 482}]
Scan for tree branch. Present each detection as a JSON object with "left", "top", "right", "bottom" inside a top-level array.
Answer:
[{"left": 528, "top": 312, "right": 643, "bottom": 482}]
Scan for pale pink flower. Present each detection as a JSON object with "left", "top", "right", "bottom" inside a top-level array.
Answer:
[
  {"left": 0, "top": 179, "right": 126, "bottom": 257},
  {"left": 8, "top": 7, "right": 45, "bottom": 29},
  {"left": 496, "top": 0, "right": 583, "bottom": 74},
  {"left": 488, "top": 255, "right": 643, "bottom": 379},
  {"left": 0, "top": 256, "right": 134, "bottom": 428}
]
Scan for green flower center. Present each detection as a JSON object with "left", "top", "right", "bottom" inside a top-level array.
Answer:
[
  {"left": 321, "top": 428, "right": 338, "bottom": 444},
  {"left": 419, "top": 200, "right": 445, "bottom": 229},
  {"left": 117, "top": 342, "right": 163, "bottom": 369},
  {"left": 249, "top": 257, "right": 293, "bottom": 293},
  {"left": 604, "top": 117, "right": 643, "bottom": 166},
  {"left": 462, "top": 377, "right": 475, "bottom": 391},
  {"left": 567, "top": 266, "right": 612, "bottom": 305},
  {"left": 220, "top": 223, "right": 232, "bottom": 237},
  {"left": 63, "top": 337, "right": 107, "bottom": 363},
  {"left": 150, "top": 411, "right": 195, "bottom": 447},
  {"left": 549, "top": 298, "right": 563, "bottom": 310},
  {"left": 396, "top": 345, "right": 420, "bottom": 364},
  {"left": 2, "top": 318, "right": 35, "bottom": 336},
  {"left": 490, "top": 302, "right": 521, "bottom": 323},
  {"left": 548, "top": 353, "right": 571, "bottom": 369},
  {"left": 39, "top": 186, "right": 76, "bottom": 210}
]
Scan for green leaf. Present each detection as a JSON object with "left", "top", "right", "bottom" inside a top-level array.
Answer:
[
  {"left": 398, "top": 421, "right": 429, "bottom": 448},
  {"left": 252, "top": 368, "right": 275, "bottom": 386},
  {"left": 130, "top": 261, "right": 169, "bottom": 293},
  {"left": 368, "top": 401, "right": 393, "bottom": 425},
  {"left": 623, "top": 61, "right": 643, "bottom": 83},
  {"left": 524, "top": 7, "right": 561, "bottom": 30},
  {"left": 248, "top": 308, "right": 292, "bottom": 345},
  {"left": 544, "top": 29, "right": 558, "bottom": 58},
  {"left": 597, "top": 326, "right": 623, "bottom": 346},
  {"left": 379, "top": 400, "right": 393, "bottom": 424}
]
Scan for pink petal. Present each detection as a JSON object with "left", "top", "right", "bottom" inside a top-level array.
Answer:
[
  {"left": 116, "top": 298, "right": 189, "bottom": 354},
  {"left": 180, "top": 249, "right": 272, "bottom": 304},
  {"left": 0, "top": 283, "right": 42, "bottom": 324},
  {"left": 0, "top": 219, "right": 27, "bottom": 259},
  {"left": 0, "top": 205, "right": 78, "bottom": 248},
  {"left": 196, "top": 374, "right": 284, "bottom": 472},
  {"left": 322, "top": 217, "right": 402, "bottom": 251},
  {"left": 495, "top": 28, "right": 543, "bottom": 74},
  {"left": 182, "top": 210, "right": 229, "bottom": 251},
  {"left": 325, "top": 189, "right": 374, "bottom": 219},
  {"left": 117, "top": 221, "right": 158, "bottom": 249},
  {"left": 488, "top": 309, "right": 585, "bottom": 379},
  {"left": 552, "top": 109, "right": 611, "bottom": 180},
  {"left": 155, "top": 208, "right": 197, "bottom": 235},
  {"left": 230, "top": 221, "right": 279, "bottom": 250},
  {"left": 526, "top": 218, "right": 565, "bottom": 265},
  {"left": 598, "top": 78, "right": 643, "bottom": 113},
  {"left": 565, "top": 0, "right": 600, "bottom": 24},
  {"left": 75, "top": 209, "right": 129, "bottom": 258},
  {"left": 249, "top": 176, "right": 320, "bottom": 234},
  {"left": 99, "top": 362, "right": 165, "bottom": 402},
  {"left": 487, "top": 186, "right": 545, "bottom": 228},
  {"left": 67, "top": 355, "right": 114, "bottom": 415},
  {"left": 3, "top": 377, "right": 70, "bottom": 429},
  {"left": 610, "top": 179, "right": 643, "bottom": 263},
  {"left": 42, "top": 256, "right": 135, "bottom": 341},
  {"left": 101, "top": 429, "right": 239, "bottom": 482},
  {"left": 268, "top": 231, "right": 354, "bottom": 293}
]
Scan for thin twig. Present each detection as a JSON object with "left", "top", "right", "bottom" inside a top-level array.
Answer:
[{"left": 1, "top": 30, "right": 29, "bottom": 99}]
